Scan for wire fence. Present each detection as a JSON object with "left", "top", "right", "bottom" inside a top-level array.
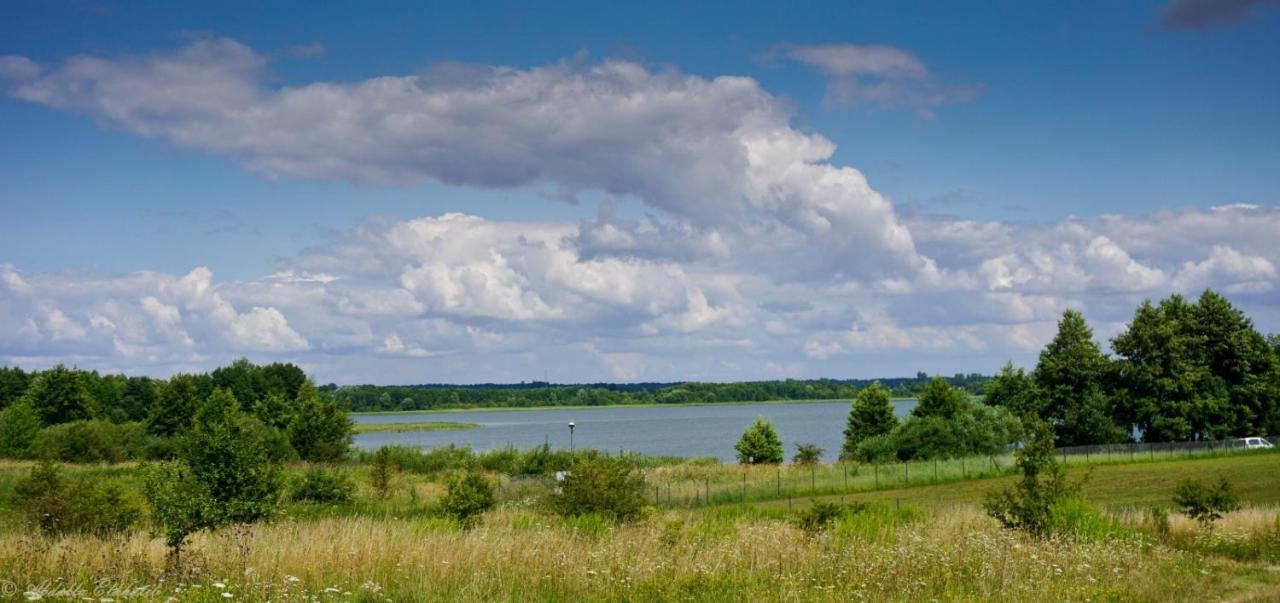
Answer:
[
  {"left": 495, "top": 434, "right": 1276, "bottom": 511},
  {"left": 1056, "top": 434, "right": 1278, "bottom": 462}
]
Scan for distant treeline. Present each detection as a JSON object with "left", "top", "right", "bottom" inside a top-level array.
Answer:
[{"left": 318, "top": 374, "right": 991, "bottom": 413}]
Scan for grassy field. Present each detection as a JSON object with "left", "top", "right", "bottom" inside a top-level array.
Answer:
[
  {"left": 352, "top": 421, "right": 480, "bottom": 434},
  {"left": 1, "top": 450, "right": 1279, "bottom": 601}
]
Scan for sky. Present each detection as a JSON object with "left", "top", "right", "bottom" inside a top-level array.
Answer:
[{"left": 0, "top": 0, "right": 1278, "bottom": 384}]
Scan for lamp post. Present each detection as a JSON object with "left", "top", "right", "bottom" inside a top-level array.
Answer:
[{"left": 568, "top": 421, "right": 576, "bottom": 453}]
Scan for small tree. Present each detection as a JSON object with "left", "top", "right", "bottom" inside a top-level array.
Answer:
[
  {"left": 181, "top": 388, "right": 282, "bottom": 524},
  {"left": 142, "top": 462, "right": 214, "bottom": 565},
  {"left": 23, "top": 365, "right": 97, "bottom": 425},
  {"left": 792, "top": 443, "right": 824, "bottom": 466},
  {"left": 440, "top": 471, "right": 496, "bottom": 528},
  {"left": 735, "top": 416, "right": 783, "bottom": 464},
  {"left": 550, "top": 453, "right": 646, "bottom": 522},
  {"left": 984, "top": 418, "right": 1078, "bottom": 537},
  {"left": 841, "top": 382, "right": 898, "bottom": 460},
  {"left": 287, "top": 382, "right": 353, "bottom": 462},
  {"left": 1173, "top": 477, "right": 1240, "bottom": 530}
]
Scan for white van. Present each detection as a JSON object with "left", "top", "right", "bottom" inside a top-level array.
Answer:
[{"left": 1240, "top": 437, "right": 1274, "bottom": 449}]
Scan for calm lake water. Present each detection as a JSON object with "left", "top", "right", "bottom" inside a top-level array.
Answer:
[{"left": 353, "top": 399, "right": 917, "bottom": 463}]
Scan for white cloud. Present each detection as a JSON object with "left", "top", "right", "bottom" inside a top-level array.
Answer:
[{"left": 0, "top": 37, "right": 928, "bottom": 279}]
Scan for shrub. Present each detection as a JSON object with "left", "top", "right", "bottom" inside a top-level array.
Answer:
[
  {"left": 1174, "top": 477, "right": 1240, "bottom": 529},
  {"left": 1147, "top": 506, "right": 1171, "bottom": 540},
  {"left": 31, "top": 420, "right": 144, "bottom": 463},
  {"left": 794, "top": 502, "right": 854, "bottom": 534},
  {"left": 0, "top": 400, "right": 41, "bottom": 458},
  {"left": 853, "top": 433, "right": 898, "bottom": 463},
  {"left": 792, "top": 443, "right": 824, "bottom": 466},
  {"left": 984, "top": 419, "right": 1079, "bottom": 537},
  {"left": 734, "top": 416, "right": 783, "bottom": 464},
  {"left": 439, "top": 471, "right": 496, "bottom": 528},
  {"left": 12, "top": 461, "right": 143, "bottom": 536},
  {"left": 550, "top": 453, "right": 646, "bottom": 522},
  {"left": 291, "top": 468, "right": 355, "bottom": 504}
]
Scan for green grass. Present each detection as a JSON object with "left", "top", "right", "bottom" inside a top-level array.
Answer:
[
  {"left": 352, "top": 421, "right": 480, "bottom": 434},
  {"left": 753, "top": 450, "right": 1280, "bottom": 511}
]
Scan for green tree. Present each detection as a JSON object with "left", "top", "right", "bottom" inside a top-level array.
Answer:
[
  {"left": 840, "top": 382, "right": 898, "bottom": 460},
  {"left": 142, "top": 462, "right": 214, "bottom": 564},
  {"left": 440, "top": 471, "right": 496, "bottom": 528},
  {"left": 735, "top": 416, "right": 783, "bottom": 464},
  {"left": 179, "top": 388, "right": 282, "bottom": 524},
  {"left": 912, "top": 377, "right": 968, "bottom": 420},
  {"left": 22, "top": 365, "right": 97, "bottom": 425},
  {"left": 1173, "top": 476, "right": 1240, "bottom": 530},
  {"left": 146, "top": 374, "right": 201, "bottom": 437},
  {"left": 252, "top": 392, "right": 295, "bottom": 431},
  {"left": 287, "top": 382, "right": 353, "bottom": 462},
  {"left": 984, "top": 419, "right": 1079, "bottom": 537},
  {"left": 983, "top": 362, "right": 1042, "bottom": 417},
  {"left": 1034, "top": 310, "right": 1123, "bottom": 446},
  {"left": 0, "top": 366, "right": 31, "bottom": 410},
  {"left": 0, "top": 400, "right": 42, "bottom": 458}
]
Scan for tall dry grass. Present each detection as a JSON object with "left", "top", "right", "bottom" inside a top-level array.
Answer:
[{"left": 1, "top": 505, "right": 1268, "bottom": 602}]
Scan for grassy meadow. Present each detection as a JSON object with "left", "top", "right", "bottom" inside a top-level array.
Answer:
[{"left": 1, "top": 449, "right": 1279, "bottom": 601}]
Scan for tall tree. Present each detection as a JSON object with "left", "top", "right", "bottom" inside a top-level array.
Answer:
[
  {"left": 912, "top": 377, "right": 967, "bottom": 420},
  {"left": 22, "top": 365, "right": 97, "bottom": 425},
  {"left": 840, "top": 382, "right": 899, "bottom": 459},
  {"left": 146, "top": 374, "right": 202, "bottom": 437},
  {"left": 0, "top": 366, "right": 31, "bottom": 411},
  {"left": 286, "top": 382, "right": 353, "bottom": 462},
  {"left": 983, "top": 362, "right": 1042, "bottom": 418},
  {"left": 1034, "top": 310, "right": 1123, "bottom": 446}
]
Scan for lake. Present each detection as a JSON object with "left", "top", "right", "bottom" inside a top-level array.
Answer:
[{"left": 353, "top": 399, "right": 917, "bottom": 463}]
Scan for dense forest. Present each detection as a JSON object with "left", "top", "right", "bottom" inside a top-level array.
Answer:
[{"left": 320, "top": 373, "right": 989, "bottom": 412}]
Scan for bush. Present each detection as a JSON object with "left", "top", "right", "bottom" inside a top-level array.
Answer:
[
  {"left": 12, "top": 461, "right": 144, "bottom": 536},
  {"left": 550, "top": 453, "right": 646, "bottom": 522},
  {"left": 793, "top": 502, "right": 861, "bottom": 534},
  {"left": 984, "top": 419, "right": 1079, "bottom": 537},
  {"left": 439, "top": 471, "right": 496, "bottom": 528},
  {"left": 1174, "top": 477, "right": 1240, "bottom": 529},
  {"left": 32, "top": 420, "right": 146, "bottom": 463},
  {"left": 792, "top": 443, "right": 824, "bottom": 466},
  {"left": 853, "top": 433, "right": 898, "bottom": 463},
  {"left": 0, "top": 400, "right": 41, "bottom": 458},
  {"left": 291, "top": 468, "right": 356, "bottom": 504},
  {"left": 735, "top": 416, "right": 783, "bottom": 465},
  {"left": 179, "top": 388, "right": 282, "bottom": 525}
]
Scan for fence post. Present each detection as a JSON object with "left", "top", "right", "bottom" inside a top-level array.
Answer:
[{"left": 843, "top": 464, "right": 848, "bottom": 490}]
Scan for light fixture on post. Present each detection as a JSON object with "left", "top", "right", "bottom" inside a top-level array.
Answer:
[{"left": 568, "top": 421, "right": 576, "bottom": 453}]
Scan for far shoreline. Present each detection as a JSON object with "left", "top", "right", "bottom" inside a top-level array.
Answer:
[{"left": 347, "top": 396, "right": 919, "bottom": 417}]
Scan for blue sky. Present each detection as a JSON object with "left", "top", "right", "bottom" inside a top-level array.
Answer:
[{"left": 1, "top": 0, "right": 1278, "bottom": 383}]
